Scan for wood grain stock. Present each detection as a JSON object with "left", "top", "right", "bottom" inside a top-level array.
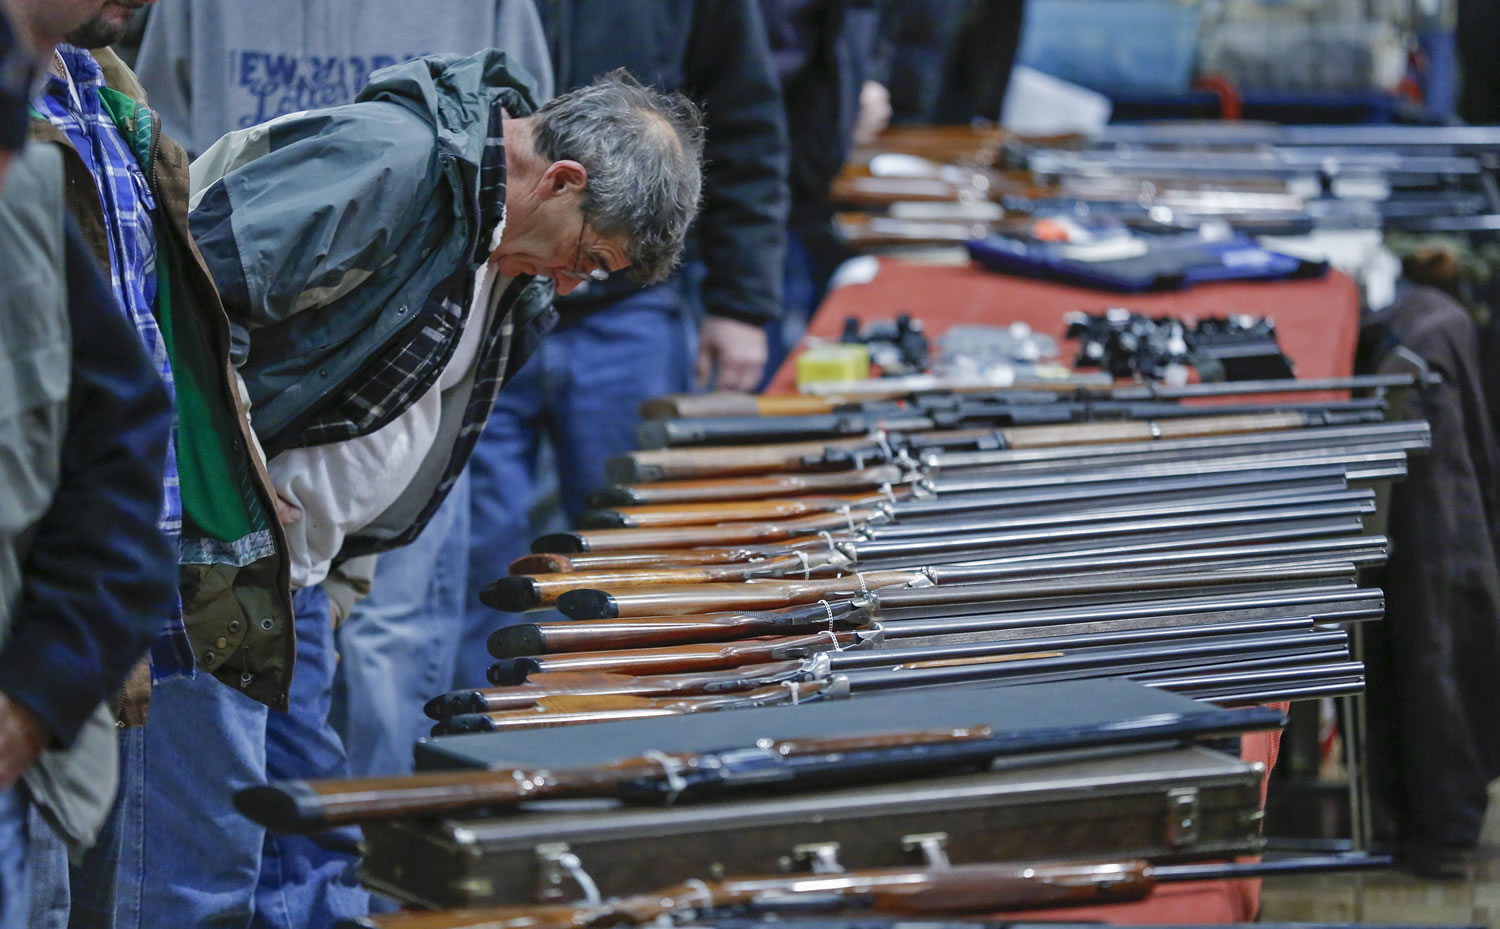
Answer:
[
  {"left": 581, "top": 492, "right": 897, "bottom": 529},
  {"left": 588, "top": 466, "right": 906, "bottom": 506},
  {"left": 488, "top": 632, "right": 860, "bottom": 681},
  {"left": 558, "top": 571, "right": 918, "bottom": 619},
  {"left": 536, "top": 509, "right": 879, "bottom": 553}
]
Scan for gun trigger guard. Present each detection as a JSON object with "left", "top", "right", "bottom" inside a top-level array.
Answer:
[
  {"left": 873, "top": 501, "right": 896, "bottom": 521},
  {"left": 827, "top": 549, "right": 855, "bottom": 571},
  {"left": 909, "top": 478, "right": 937, "bottom": 499},
  {"left": 642, "top": 750, "right": 688, "bottom": 806},
  {"left": 809, "top": 651, "right": 833, "bottom": 677},
  {"left": 905, "top": 569, "right": 937, "bottom": 589},
  {"left": 855, "top": 621, "right": 886, "bottom": 647},
  {"left": 827, "top": 674, "right": 852, "bottom": 699}
]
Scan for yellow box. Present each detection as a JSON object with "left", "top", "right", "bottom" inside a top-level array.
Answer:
[{"left": 796, "top": 344, "right": 871, "bottom": 391}]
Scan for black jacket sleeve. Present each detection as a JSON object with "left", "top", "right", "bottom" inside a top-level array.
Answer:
[
  {"left": 683, "top": 0, "right": 791, "bottom": 325},
  {"left": 0, "top": 224, "right": 175, "bottom": 746}
]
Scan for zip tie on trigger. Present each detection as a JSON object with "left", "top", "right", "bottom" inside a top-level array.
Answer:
[
  {"left": 791, "top": 549, "right": 812, "bottom": 580},
  {"left": 817, "top": 529, "right": 840, "bottom": 559},
  {"left": 879, "top": 482, "right": 899, "bottom": 506},
  {"left": 818, "top": 598, "right": 836, "bottom": 637},
  {"left": 553, "top": 850, "right": 602, "bottom": 904},
  {"left": 822, "top": 629, "right": 844, "bottom": 652},
  {"left": 643, "top": 750, "right": 688, "bottom": 806},
  {"left": 856, "top": 572, "right": 870, "bottom": 597},
  {"left": 781, "top": 681, "right": 801, "bottom": 705},
  {"left": 838, "top": 504, "right": 857, "bottom": 533},
  {"left": 683, "top": 879, "right": 714, "bottom": 910}
]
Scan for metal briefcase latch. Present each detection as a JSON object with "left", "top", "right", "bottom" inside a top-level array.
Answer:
[
  {"left": 901, "top": 832, "right": 952, "bottom": 868},
  {"left": 533, "top": 842, "right": 603, "bottom": 905},
  {"left": 790, "top": 842, "right": 846, "bottom": 874},
  {"left": 1165, "top": 787, "right": 1201, "bottom": 847}
]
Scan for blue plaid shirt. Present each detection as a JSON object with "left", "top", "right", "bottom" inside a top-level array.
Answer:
[{"left": 37, "top": 46, "right": 193, "bottom": 680}]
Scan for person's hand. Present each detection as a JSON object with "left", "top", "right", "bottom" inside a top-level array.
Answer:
[
  {"left": 697, "top": 316, "right": 768, "bottom": 391},
  {"left": 0, "top": 693, "right": 47, "bottom": 789},
  {"left": 853, "top": 81, "right": 892, "bottom": 147},
  {"left": 116, "top": 657, "right": 153, "bottom": 729},
  {"left": 275, "top": 495, "right": 303, "bottom": 526}
]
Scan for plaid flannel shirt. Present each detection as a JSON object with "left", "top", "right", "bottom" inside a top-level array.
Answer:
[
  {"left": 37, "top": 46, "right": 194, "bottom": 679},
  {"left": 339, "top": 97, "right": 524, "bottom": 558}
]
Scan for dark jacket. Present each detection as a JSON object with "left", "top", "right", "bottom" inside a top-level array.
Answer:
[
  {"left": 1359, "top": 285, "right": 1500, "bottom": 852},
  {"left": 29, "top": 50, "right": 296, "bottom": 711},
  {"left": 538, "top": 0, "right": 790, "bottom": 325},
  {"left": 761, "top": 0, "right": 880, "bottom": 224},
  {"left": 0, "top": 145, "right": 174, "bottom": 846}
]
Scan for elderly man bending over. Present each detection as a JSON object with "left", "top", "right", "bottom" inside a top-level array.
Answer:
[{"left": 187, "top": 51, "right": 703, "bottom": 928}]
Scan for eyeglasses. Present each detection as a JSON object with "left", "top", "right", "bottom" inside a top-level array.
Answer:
[{"left": 559, "top": 215, "right": 610, "bottom": 283}]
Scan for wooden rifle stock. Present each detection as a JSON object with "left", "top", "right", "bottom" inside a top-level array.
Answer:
[
  {"left": 427, "top": 660, "right": 815, "bottom": 718},
  {"left": 436, "top": 680, "right": 838, "bottom": 733},
  {"left": 507, "top": 546, "right": 798, "bottom": 574},
  {"left": 340, "top": 854, "right": 1389, "bottom": 928},
  {"left": 533, "top": 509, "right": 881, "bottom": 554},
  {"left": 639, "top": 392, "right": 855, "bottom": 419},
  {"left": 342, "top": 860, "right": 1159, "bottom": 929},
  {"left": 555, "top": 571, "right": 920, "bottom": 619},
  {"left": 553, "top": 562, "right": 1350, "bottom": 620},
  {"left": 243, "top": 725, "right": 991, "bottom": 833},
  {"left": 609, "top": 412, "right": 1351, "bottom": 484},
  {"left": 486, "top": 631, "right": 868, "bottom": 685},
  {"left": 485, "top": 601, "right": 873, "bottom": 658},
  {"left": 577, "top": 492, "right": 898, "bottom": 530},
  {"left": 482, "top": 552, "right": 852, "bottom": 612},
  {"left": 587, "top": 466, "right": 906, "bottom": 507}
]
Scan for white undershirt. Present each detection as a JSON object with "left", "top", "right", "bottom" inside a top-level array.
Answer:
[{"left": 270, "top": 250, "right": 507, "bottom": 589}]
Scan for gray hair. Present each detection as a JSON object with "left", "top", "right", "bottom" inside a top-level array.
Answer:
[{"left": 531, "top": 69, "right": 705, "bottom": 285}]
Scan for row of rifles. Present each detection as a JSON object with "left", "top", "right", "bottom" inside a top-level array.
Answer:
[
  {"left": 239, "top": 373, "right": 1428, "bottom": 929},
  {"left": 434, "top": 373, "right": 1423, "bottom": 728}
]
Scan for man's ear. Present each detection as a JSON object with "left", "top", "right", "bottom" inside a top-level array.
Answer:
[{"left": 538, "top": 160, "right": 589, "bottom": 199}]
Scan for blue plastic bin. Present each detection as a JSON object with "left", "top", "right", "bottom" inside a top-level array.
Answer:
[{"left": 1017, "top": 0, "right": 1201, "bottom": 97}]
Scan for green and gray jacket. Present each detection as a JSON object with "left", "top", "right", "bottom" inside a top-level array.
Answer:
[
  {"left": 30, "top": 50, "right": 296, "bottom": 711},
  {"left": 187, "top": 49, "right": 554, "bottom": 555}
]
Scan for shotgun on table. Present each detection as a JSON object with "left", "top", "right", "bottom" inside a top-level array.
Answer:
[
  {"left": 607, "top": 410, "right": 1382, "bottom": 483},
  {"left": 483, "top": 583, "right": 1384, "bottom": 684},
  {"left": 486, "top": 539, "right": 1385, "bottom": 656},
  {"left": 240, "top": 696, "right": 1288, "bottom": 833},
  {"left": 335, "top": 855, "right": 1391, "bottom": 929},
  {"left": 588, "top": 419, "right": 1429, "bottom": 506},
  {"left": 433, "top": 613, "right": 1325, "bottom": 716}
]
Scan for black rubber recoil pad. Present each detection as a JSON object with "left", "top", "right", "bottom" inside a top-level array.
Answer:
[
  {"left": 430, "top": 714, "right": 499, "bottom": 736},
  {"left": 423, "top": 689, "right": 488, "bottom": 720},
  {"left": 556, "top": 589, "right": 619, "bottom": 620},
  {"left": 576, "top": 509, "right": 633, "bottom": 529},
  {"left": 479, "top": 576, "right": 543, "bottom": 612},
  {"left": 487, "top": 624, "right": 546, "bottom": 659},
  {"left": 605, "top": 455, "right": 654, "bottom": 484},
  {"left": 532, "top": 532, "right": 589, "bottom": 554},
  {"left": 585, "top": 486, "right": 644, "bottom": 507},
  {"left": 233, "top": 782, "right": 324, "bottom": 835},
  {"left": 487, "top": 657, "right": 542, "bottom": 686}
]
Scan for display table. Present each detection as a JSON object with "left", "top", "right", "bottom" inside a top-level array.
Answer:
[
  {"left": 766, "top": 258, "right": 1361, "bottom": 393},
  {"left": 768, "top": 256, "right": 1361, "bottom": 922}
]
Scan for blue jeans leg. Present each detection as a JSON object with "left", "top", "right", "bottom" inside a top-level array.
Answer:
[
  {"left": 134, "top": 672, "right": 268, "bottom": 928},
  {"left": 333, "top": 469, "right": 471, "bottom": 775},
  {"left": 65, "top": 725, "right": 143, "bottom": 929},
  {"left": 259, "top": 585, "right": 368, "bottom": 929},
  {"left": 0, "top": 787, "right": 27, "bottom": 929},
  {"left": 459, "top": 352, "right": 547, "bottom": 689},
  {"left": 24, "top": 801, "right": 67, "bottom": 929}
]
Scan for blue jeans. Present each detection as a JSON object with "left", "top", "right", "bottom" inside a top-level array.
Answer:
[
  {"left": 458, "top": 290, "right": 696, "bottom": 688},
  {"left": 69, "top": 586, "right": 366, "bottom": 929},
  {"left": 259, "top": 584, "right": 368, "bottom": 928},
  {"left": 332, "top": 470, "right": 471, "bottom": 775},
  {"left": 0, "top": 787, "right": 28, "bottom": 929}
]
